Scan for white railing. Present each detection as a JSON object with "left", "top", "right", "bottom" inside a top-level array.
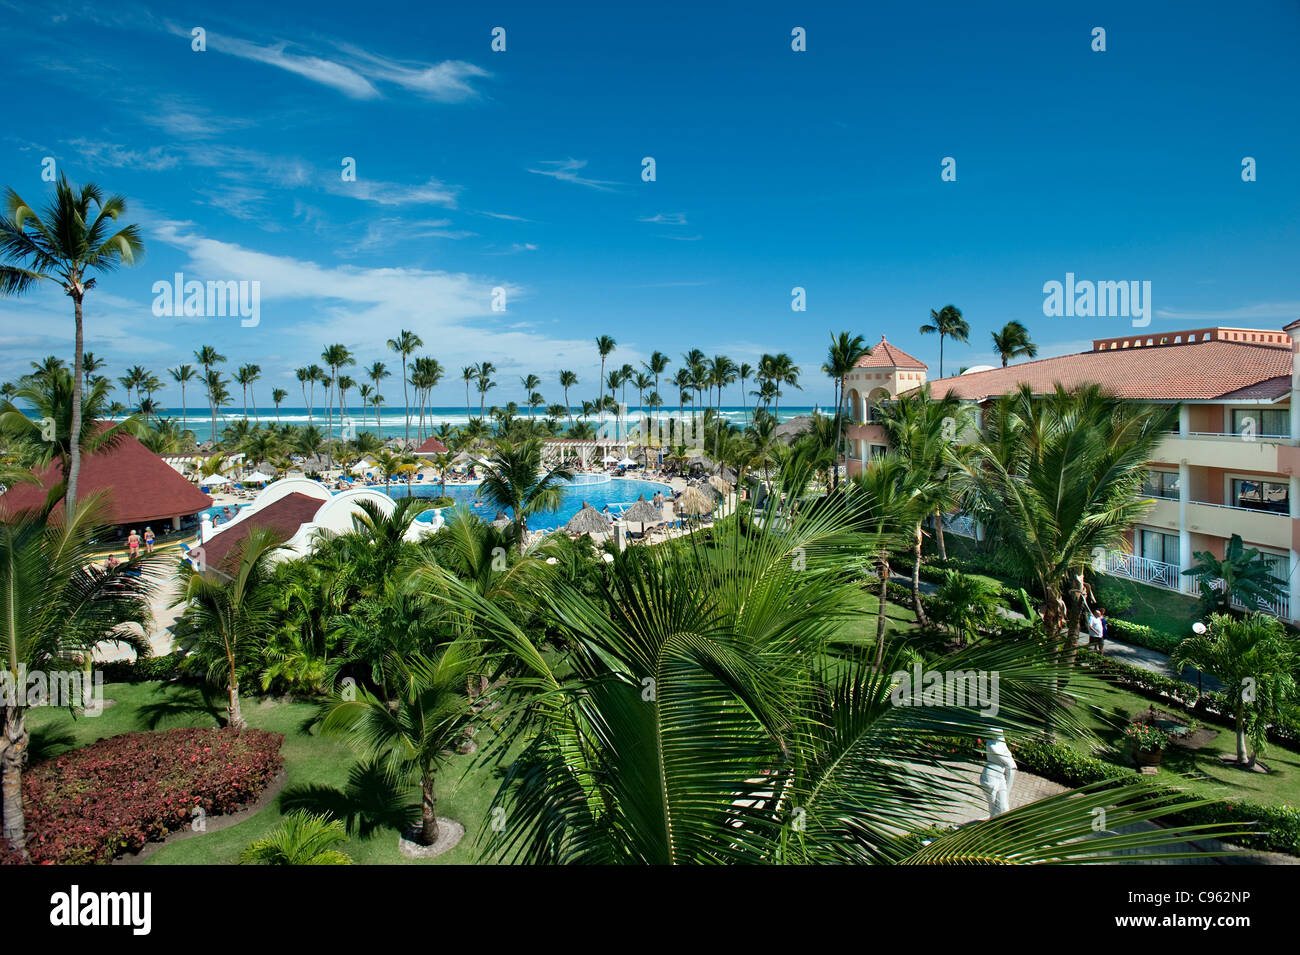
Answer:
[
  {"left": 1208, "top": 578, "right": 1290, "bottom": 620},
  {"left": 1101, "top": 551, "right": 1180, "bottom": 590}
]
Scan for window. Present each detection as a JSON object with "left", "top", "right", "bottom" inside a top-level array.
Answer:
[
  {"left": 1138, "top": 529, "right": 1179, "bottom": 566},
  {"left": 869, "top": 445, "right": 887, "bottom": 459},
  {"left": 1232, "top": 478, "right": 1289, "bottom": 514},
  {"left": 1140, "top": 470, "right": 1180, "bottom": 500},
  {"left": 1232, "top": 409, "right": 1290, "bottom": 438}
]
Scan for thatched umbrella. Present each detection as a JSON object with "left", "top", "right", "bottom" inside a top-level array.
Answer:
[
  {"left": 565, "top": 501, "right": 610, "bottom": 538},
  {"left": 708, "top": 474, "right": 733, "bottom": 496},
  {"left": 675, "top": 485, "right": 714, "bottom": 518},
  {"left": 622, "top": 495, "right": 663, "bottom": 533}
]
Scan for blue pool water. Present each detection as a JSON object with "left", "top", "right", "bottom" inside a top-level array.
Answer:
[{"left": 390, "top": 476, "right": 672, "bottom": 530}]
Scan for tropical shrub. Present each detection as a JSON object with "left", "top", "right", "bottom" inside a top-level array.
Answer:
[
  {"left": 1124, "top": 721, "right": 1169, "bottom": 752},
  {"left": 98, "top": 651, "right": 193, "bottom": 683},
  {"left": 18, "top": 728, "right": 283, "bottom": 864},
  {"left": 240, "top": 811, "right": 352, "bottom": 865}
]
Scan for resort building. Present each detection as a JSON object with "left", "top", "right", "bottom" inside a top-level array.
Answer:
[
  {"left": 0, "top": 428, "right": 212, "bottom": 532},
  {"left": 192, "top": 477, "right": 443, "bottom": 579},
  {"left": 840, "top": 323, "right": 1300, "bottom": 623}
]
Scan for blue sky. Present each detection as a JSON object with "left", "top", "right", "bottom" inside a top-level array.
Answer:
[{"left": 2, "top": 0, "right": 1297, "bottom": 407}]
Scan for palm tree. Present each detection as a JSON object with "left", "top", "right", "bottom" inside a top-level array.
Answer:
[
  {"left": 519, "top": 374, "right": 541, "bottom": 418},
  {"left": 0, "top": 176, "right": 143, "bottom": 520},
  {"left": 595, "top": 336, "right": 616, "bottom": 429},
  {"left": 461, "top": 365, "right": 478, "bottom": 421},
  {"left": 1172, "top": 613, "right": 1298, "bottom": 766},
  {"left": 969, "top": 384, "right": 1178, "bottom": 642},
  {"left": 204, "top": 370, "right": 232, "bottom": 445},
  {"left": 240, "top": 812, "right": 352, "bottom": 865},
  {"left": 321, "top": 344, "right": 355, "bottom": 463},
  {"left": 476, "top": 362, "right": 496, "bottom": 419},
  {"left": 822, "top": 332, "right": 871, "bottom": 491},
  {"left": 174, "top": 527, "right": 284, "bottom": 730},
  {"left": 235, "top": 364, "right": 261, "bottom": 423},
  {"left": 930, "top": 570, "right": 1003, "bottom": 646},
  {"left": 318, "top": 644, "right": 476, "bottom": 847},
  {"left": 919, "top": 304, "right": 970, "bottom": 379},
  {"left": 1182, "top": 534, "right": 1287, "bottom": 617},
  {"left": 558, "top": 370, "right": 578, "bottom": 427},
  {"left": 194, "top": 345, "right": 227, "bottom": 442},
  {"left": 367, "top": 360, "right": 390, "bottom": 432},
  {"left": 271, "top": 387, "right": 288, "bottom": 424},
  {"left": 769, "top": 353, "right": 801, "bottom": 422},
  {"left": 429, "top": 498, "right": 1227, "bottom": 864},
  {"left": 169, "top": 364, "right": 196, "bottom": 427},
  {"left": 387, "top": 330, "right": 423, "bottom": 444},
  {"left": 296, "top": 367, "right": 313, "bottom": 423},
  {"left": 991, "top": 320, "right": 1038, "bottom": 367},
  {"left": 1, "top": 497, "right": 155, "bottom": 853},
  {"left": 645, "top": 351, "right": 670, "bottom": 407},
  {"left": 475, "top": 438, "right": 573, "bottom": 550}
]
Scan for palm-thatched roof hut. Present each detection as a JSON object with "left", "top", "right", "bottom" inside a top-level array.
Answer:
[
  {"left": 675, "top": 485, "right": 714, "bottom": 517},
  {"left": 708, "top": 474, "right": 733, "bottom": 495},
  {"left": 564, "top": 501, "right": 611, "bottom": 538},
  {"left": 622, "top": 495, "right": 664, "bottom": 531}
]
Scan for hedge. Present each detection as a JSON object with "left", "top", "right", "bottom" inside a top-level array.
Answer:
[
  {"left": 1013, "top": 737, "right": 1300, "bottom": 857},
  {"left": 12, "top": 727, "right": 284, "bottom": 865},
  {"left": 97, "top": 651, "right": 193, "bottom": 684},
  {"left": 1102, "top": 618, "right": 1184, "bottom": 655}
]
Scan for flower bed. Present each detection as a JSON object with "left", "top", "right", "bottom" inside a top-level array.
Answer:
[{"left": 13, "top": 727, "right": 283, "bottom": 865}]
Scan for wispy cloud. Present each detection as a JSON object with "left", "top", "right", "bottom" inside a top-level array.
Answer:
[
  {"left": 67, "top": 138, "right": 179, "bottom": 172},
  {"left": 527, "top": 158, "right": 619, "bottom": 191},
  {"left": 659, "top": 234, "right": 702, "bottom": 241},
  {"left": 639, "top": 212, "right": 687, "bottom": 225},
  {"left": 326, "top": 177, "right": 459, "bottom": 208},
  {"left": 480, "top": 211, "right": 533, "bottom": 222}
]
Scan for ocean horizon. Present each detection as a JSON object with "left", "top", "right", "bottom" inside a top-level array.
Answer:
[{"left": 109, "top": 405, "right": 825, "bottom": 444}]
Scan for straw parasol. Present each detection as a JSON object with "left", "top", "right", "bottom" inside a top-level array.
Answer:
[
  {"left": 565, "top": 501, "right": 611, "bottom": 537},
  {"left": 622, "top": 495, "right": 663, "bottom": 532},
  {"left": 708, "top": 474, "right": 733, "bottom": 495},
  {"left": 675, "top": 485, "right": 714, "bottom": 517}
]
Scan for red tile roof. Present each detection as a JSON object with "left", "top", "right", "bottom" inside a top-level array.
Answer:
[
  {"left": 199, "top": 492, "right": 322, "bottom": 578},
  {"left": 923, "top": 334, "right": 1294, "bottom": 402},
  {"left": 0, "top": 429, "right": 212, "bottom": 525},
  {"left": 853, "top": 336, "right": 927, "bottom": 370},
  {"left": 414, "top": 436, "right": 449, "bottom": 454}
]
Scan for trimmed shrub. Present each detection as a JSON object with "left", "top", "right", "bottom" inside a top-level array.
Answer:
[
  {"left": 1103, "top": 618, "right": 1184, "bottom": 655},
  {"left": 97, "top": 651, "right": 193, "bottom": 684},
  {"left": 18, "top": 727, "right": 284, "bottom": 864}
]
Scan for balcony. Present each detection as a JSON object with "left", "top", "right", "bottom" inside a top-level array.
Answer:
[
  {"left": 1153, "top": 432, "right": 1289, "bottom": 471},
  {"left": 1186, "top": 501, "right": 1291, "bottom": 549},
  {"left": 1099, "top": 551, "right": 1291, "bottom": 620}
]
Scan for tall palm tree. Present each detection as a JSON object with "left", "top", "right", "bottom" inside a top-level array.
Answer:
[
  {"left": 968, "top": 384, "right": 1178, "bottom": 642},
  {"left": 558, "top": 370, "right": 578, "bottom": 427},
  {"left": 595, "top": 336, "right": 616, "bottom": 429},
  {"left": 1171, "top": 613, "right": 1299, "bottom": 766},
  {"left": 367, "top": 360, "right": 390, "bottom": 432},
  {"left": 644, "top": 351, "right": 670, "bottom": 408},
  {"left": 0, "top": 176, "right": 143, "bottom": 520},
  {"left": 476, "top": 362, "right": 496, "bottom": 419},
  {"left": 174, "top": 527, "right": 284, "bottom": 730},
  {"left": 318, "top": 644, "right": 476, "bottom": 847},
  {"left": 520, "top": 374, "right": 541, "bottom": 418},
  {"left": 321, "top": 344, "right": 355, "bottom": 462},
  {"left": 738, "top": 362, "right": 754, "bottom": 424},
  {"left": 919, "top": 304, "right": 970, "bottom": 379},
  {"left": 990, "top": 320, "right": 1038, "bottom": 367},
  {"left": 428, "top": 498, "right": 1229, "bottom": 864},
  {"left": 1, "top": 497, "right": 155, "bottom": 853},
  {"left": 475, "top": 438, "right": 573, "bottom": 550},
  {"left": 387, "top": 330, "right": 423, "bottom": 444},
  {"left": 271, "top": 387, "right": 288, "bottom": 424},
  {"left": 235, "top": 363, "right": 261, "bottom": 423},
  {"left": 194, "top": 345, "right": 227, "bottom": 442},
  {"left": 462, "top": 365, "right": 478, "bottom": 421},
  {"left": 169, "top": 364, "right": 196, "bottom": 427},
  {"left": 822, "top": 332, "right": 870, "bottom": 490}
]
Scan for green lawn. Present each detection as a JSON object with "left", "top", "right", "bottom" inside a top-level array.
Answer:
[
  {"left": 1092, "top": 576, "right": 1202, "bottom": 633},
  {"left": 25, "top": 682, "right": 504, "bottom": 865},
  {"left": 1064, "top": 669, "right": 1300, "bottom": 808}
]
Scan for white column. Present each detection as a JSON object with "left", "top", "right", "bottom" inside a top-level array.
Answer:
[
  {"left": 1179, "top": 404, "right": 1190, "bottom": 437},
  {"left": 1178, "top": 459, "right": 1192, "bottom": 593}
]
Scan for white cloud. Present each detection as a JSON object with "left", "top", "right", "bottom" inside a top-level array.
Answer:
[
  {"left": 1155, "top": 302, "right": 1300, "bottom": 322},
  {"left": 639, "top": 213, "right": 687, "bottom": 225},
  {"left": 527, "top": 159, "right": 619, "bottom": 191}
]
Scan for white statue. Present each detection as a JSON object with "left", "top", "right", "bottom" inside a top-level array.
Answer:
[{"left": 979, "top": 728, "right": 1017, "bottom": 818}]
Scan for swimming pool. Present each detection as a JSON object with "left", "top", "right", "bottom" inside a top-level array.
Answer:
[{"left": 390, "top": 476, "right": 673, "bottom": 530}]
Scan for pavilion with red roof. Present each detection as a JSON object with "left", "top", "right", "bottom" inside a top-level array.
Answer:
[{"left": 0, "top": 430, "right": 212, "bottom": 530}]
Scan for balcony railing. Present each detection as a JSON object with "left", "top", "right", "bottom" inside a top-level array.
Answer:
[
  {"left": 1208, "top": 578, "right": 1291, "bottom": 620},
  {"left": 1101, "top": 551, "right": 1180, "bottom": 589},
  {"left": 941, "top": 513, "right": 977, "bottom": 539}
]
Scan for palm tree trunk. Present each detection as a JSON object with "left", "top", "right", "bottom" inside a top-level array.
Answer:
[
  {"left": 1, "top": 706, "right": 28, "bottom": 853},
  {"left": 875, "top": 552, "right": 890, "bottom": 669},
  {"left": 227, "top": 660, "right": 245, "bottom": 730},
  {"left": 402, "top": 359, "right": 411, "bottom": 444},
  {"left": 1236, "top": 710, "right": 1249, "bottom": 764},
  {"left": 934, "top": 507, "right": 948, "bottom": 560},
  {"left": 67, "top": 296, "right": 85, "bottom": 520},
  {"left": 420, "top": 769, "right": 438, "bottom": 846},
  {"left": 911, "top": 526, "right": 928, "bottom": 625}
]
